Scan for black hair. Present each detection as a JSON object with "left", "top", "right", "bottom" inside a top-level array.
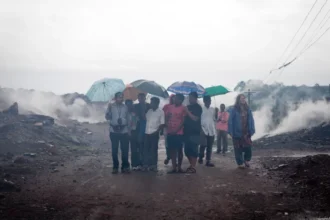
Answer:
[
  {"left": 150, "top": 97, "right": 160, "bottom": 105},
  {"left": 125, "top": 99, "right": 133, "bottom": 105},
  {"left": 189, "top": 91, "right": 198, "bottom": 99},
  {"left": 220, "top": 103, "right": 225, "bottom": 108},
  {"left": 175, "top": 93, "right": 184, "bottom": 102},
  {"left": 138, "top": 93, "right": 146, "bottom": 97},
  {"left": 203, "top": 95, "right": 211, "bottom": 102},
  {"left": 115, "top": 92, "right": 123, "bottom": 98}
]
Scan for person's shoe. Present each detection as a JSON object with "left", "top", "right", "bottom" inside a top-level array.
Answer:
[
  {"left": 244, "top": 161, "right": 250, "bottom": 168},
  {"left": 198, "top": 158, "right": 203, "bottom": 164},
  {"left": 122, "top": 168, "right": 131, "bottom": 174},
  {"left": 164, "top": 158, "right": 170, "bottom": 165},
  {"left": 238, "top": 165, "right": 245, "bottom": 169},
  {"left": 206, "top": 161, "right": 215, "bottom": 167},
  {"left": 112, "top": 168, "right": 119, "bottom": 174},
  {"left": 216, "top": 150, "right": 221, "bottom": 154}
]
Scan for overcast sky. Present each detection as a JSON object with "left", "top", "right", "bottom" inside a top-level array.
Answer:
[{"left": 0, "top": 0, "right": 329, "bottom": 94}]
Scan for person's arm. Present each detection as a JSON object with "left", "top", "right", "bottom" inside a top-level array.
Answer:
[
  {"left": 228, "top": 110, "right": 234, "bottom": 137},
  {"left": 248, "top": 109, "right": 255, "bottom": 136},
  {"left": 157, "top": 110, "right": 166, "bottom": 133},
  {"left": 184, "top": 106, "right": 198, "bottom": 121},
  {"left": 126, "top": 107, "right": 131, "bottom": 135},
  {"left": 105, "top": 104, "right": 112, "bottom": 121}
]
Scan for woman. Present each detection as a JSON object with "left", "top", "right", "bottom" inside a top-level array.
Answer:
[{"left": 228, "top": 94, "right": 255, "bottom": 168}]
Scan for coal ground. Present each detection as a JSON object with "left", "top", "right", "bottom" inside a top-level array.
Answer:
[{"left": 1, "top": 121, "right": 330, "bottom": 220}]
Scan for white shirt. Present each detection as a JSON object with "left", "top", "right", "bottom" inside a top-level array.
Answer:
[
  {"left": 145, "top": 108, "right": 165, "bottom": 134},
  {"left": 201, "top": 106, "right": 216, "bottom": 136}
]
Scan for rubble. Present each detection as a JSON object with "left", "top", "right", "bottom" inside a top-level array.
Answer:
[
  {"left": 1, "top": 102, "right": 18, "bottom": 116},
  {"left": 0, "top": 179, "right": 19, "bottom": 192}
]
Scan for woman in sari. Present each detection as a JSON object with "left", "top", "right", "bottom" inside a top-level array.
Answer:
[{"left": 228, "top": 94, "right": 255, "bottom": 168}]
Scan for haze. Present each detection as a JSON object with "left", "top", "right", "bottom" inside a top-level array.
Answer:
[{"left": 0, "top": 0, "right": 329, "bottom": 94}]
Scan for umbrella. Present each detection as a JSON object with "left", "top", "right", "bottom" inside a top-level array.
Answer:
[
  {"left": 123, "top": 84, "right": 145, "bottom": 101},
  {"left": 130, "top": 80, "right": 169, "bottom": 98},
  {"left": 86, "top": 78, "right": 125, "bottom": 102},
  {"left": 167, "top": 81, "right": 205, "bottom": 97},
  {"left": 204, "top": 85, "right": 230, "bottom": 97}
]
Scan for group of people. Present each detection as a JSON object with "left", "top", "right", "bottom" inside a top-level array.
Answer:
[{"left": 105, "top": 91, "right": 255, "bottom": 174}]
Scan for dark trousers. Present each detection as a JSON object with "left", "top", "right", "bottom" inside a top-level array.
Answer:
[
  {"left": 130, "top": 130, "right": 141, "bottom": 167},
  {"left": 234, "top": 147, "right": 252, "bottom": 165},
  {"left": 143, "top": 132, "right": 160, "bottom": 167},
  {"left": 199, "top": 135, "right": 215, "bottom": 161},
  {"left": 164, "top": 134, "right": 170, "bottom": 160},
  {"left": 217, "top": 130, "right": 228, "bottom": 153},
  {"left": 110, "top": 132, "right": 130, "bottom": 169}
]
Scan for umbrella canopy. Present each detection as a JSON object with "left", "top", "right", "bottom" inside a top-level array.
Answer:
[
  {"left": 130, "top": 80, "right": 169, "bottom": 98},
  {"left": 204, "top": 85, "right": 230, "bottom": 97},
  {"left": 123, "top": 85, "right": 145, "bottom": 101},
  {"left": 86, "top": 78, "right": 125, "bottom": 102},
  {"left": 167, "top": 81, "right": 205, "bottom": 97}
]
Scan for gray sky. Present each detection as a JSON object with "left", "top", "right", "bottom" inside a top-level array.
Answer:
[{"left": 0, "top": 0, "right": 329, "bottom": 94}]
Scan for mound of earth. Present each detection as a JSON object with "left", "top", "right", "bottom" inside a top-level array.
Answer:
[
  {"left": 264, "top": 154, "right": 330, "bottom": 213},
  {"left": 255, "top": 122, "right": 330, "bottom": 150}
]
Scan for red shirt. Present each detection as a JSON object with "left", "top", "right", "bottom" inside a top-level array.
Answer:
[{"left": 166, "top": 104, "right": 186, "bottom": 135}]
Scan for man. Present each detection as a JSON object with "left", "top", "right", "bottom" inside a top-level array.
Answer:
[
  {"left": 216, "top": 104, "right": 229, "bottom": 155},
  {"left": 144, "top": 97, "right": 165, "bottom": 172},
  {"left": 134, "top": 93, "right": 151, "bottom": 167},
  {"left": 184, "top": 92, "right": 202, "bottom": 173},
  {"left": 199, "top": 95, "right": 216, "bottom": 167},
  {"left": 125, "top": 99, "right": 140, "bottom": 171},
  {"left": 166, "top": 94, "right": 186, "bottom": 173},
  {"left": 162, "top": 94, "right": 175, "bottom": 165},
  {"left": 106, "top": 92, "right": 131, "bottom": 174}
]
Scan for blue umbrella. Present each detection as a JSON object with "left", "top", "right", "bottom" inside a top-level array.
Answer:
[
  {"left": 86, "top": 78, "right": 125, "bottom": 102},
  {"left": 167, "top": 81, "right": 206, "bottom": 97}
]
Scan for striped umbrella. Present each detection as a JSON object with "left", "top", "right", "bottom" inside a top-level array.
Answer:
[{"left": 167, "top": 81, "right": 205, "bottom": 97}]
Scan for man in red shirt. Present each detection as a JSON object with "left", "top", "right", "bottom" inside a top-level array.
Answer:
[
  {"left": 162, "top": 94, "right": 175, "bottom": 165},
  {"left": 165, "top": 94, "right": 186, "bottom": 173}
]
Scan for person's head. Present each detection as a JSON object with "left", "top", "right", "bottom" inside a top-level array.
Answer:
[
  {"left": 203, "top": 95, "right": 211, "bottom": 108},
  {"left": 220, "top": 104, "right": 226, "bottom": 112},
  {"left": 169, "top": 94, "right": 175, "bottom": 105},
  {"left": 114, "top": 92, "right": 124, "bottom": 104},
  {"left": 234, "top": 94, "right": 247, "bottom": 109},
  {"left": 138, "top": 93, "right": 146, "bottom": 104},
  {"left": 189, "top": 92, "right": 198, "bottom": 105},
  {"left": 174, "top": 94, "right": 184, "bottom": 106},
  {"left": 125, "top": 99, "right": 134, "bottom": 111},
  {"left": 150, "top": 97, "right": 160, "bottom": 110}
]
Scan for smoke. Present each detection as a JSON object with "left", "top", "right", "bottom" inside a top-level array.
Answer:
[{"left": 0, "top": 88, "right": 106, "bottom": 123}]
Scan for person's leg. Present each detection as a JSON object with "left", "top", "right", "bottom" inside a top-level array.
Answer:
[
  {"left": 110, "top": 133, "right": 120, "bottom": 173},
  {"left": 222, "top": 131, "right": 228, "bottom": 154},
  {"left": 143, "top": 134, "right": 150, "bottom": 171},
  {"left": 130, "top": 130, "right": 138, "bottom": 168},
  {"left": 151, "top": 133, "right": 159, "bottom": 171},
  {"left": 206, "top": 136, "right": 215, "bottom": 167},
  {"left": 234, "top": 147, "right": 244, "bottom": 167},
  {"left": 164, "top": 133, "right": 171, "bottom": 164},
  {"left": 178, "top": 145, "right": 184, "bottom": 172},
  {"left": 168, "top": 135, "right": 177, "bottom": 173},
  {"left": 216, "top": 130, "right": 221, "bottom": 154},
  {"left": 120, "top": 133, "right": 130, "bottom": 172},
  {"left": 243, "top": 146, "right": 252, "bottom": 167}
]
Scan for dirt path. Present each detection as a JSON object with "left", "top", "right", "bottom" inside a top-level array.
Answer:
[{"left": 0, "top": 123, "right": 327, "bottom": 219}]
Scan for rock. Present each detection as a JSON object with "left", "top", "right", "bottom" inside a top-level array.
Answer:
[
  {"left": 1, "top": 102, "right": 19, "bottom": 116},
  {"left": 24, "top": 153, "right": 37, "bottom": 157},
  {"left": 70, "top": 136, "right": 81, "bottom": 145},
  {"left": 87, "top": 132, "right": 93, "bottom": 135},
  {"left": 51, "top": 169, "right": 59, "bottom": 173},
  {"left": 50, "top": 162, "right": 59, "bottom": 167},
  {"left": 0, "top": 179, "right": 18, "bottom": 192},
  {"left": 13, "top": 156, "right": 29, "bottom": 164},
  {"left": 37, "top": 140, "right": 46, "bottom": 144}
]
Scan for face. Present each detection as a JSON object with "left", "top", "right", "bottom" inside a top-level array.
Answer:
[
  {"left": 138, "top": 95, "right": 146, "bottom": 103},
  {"left": 174, "top": 96, "right": 183, "bottom": 105},
  {"left": 204, "top": 99, "right": 211, "bottom": 107},
  {"left": 170, "top": 96, "right": 175, "bottom": 104},
  {"left": 189, "top": 95, "right": 197, "bottom": 104},
  {"left": 115, "top": 94, "right": 124, "bottom": 103},
  {"left": 151, "top": 101, "right": 159, "bottom": 110},
  {"left": 220, "top": 104, "right": 225, "bottom": 111},
  {"left": 239, "top": 95, "right": 246, "bottom": 105}
]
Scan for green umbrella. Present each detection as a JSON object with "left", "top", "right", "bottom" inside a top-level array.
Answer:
[{"left": 205, "top": 85, "right": 230, "bottom": 97}]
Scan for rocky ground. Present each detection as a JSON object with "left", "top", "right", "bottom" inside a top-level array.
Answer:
[{"left": 0, "top": 111, "right": 330, "bottom": 219}]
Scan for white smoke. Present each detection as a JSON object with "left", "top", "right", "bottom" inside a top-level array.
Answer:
[{"left": 0, "top": 88, "right": 106, "bottom": 123}]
